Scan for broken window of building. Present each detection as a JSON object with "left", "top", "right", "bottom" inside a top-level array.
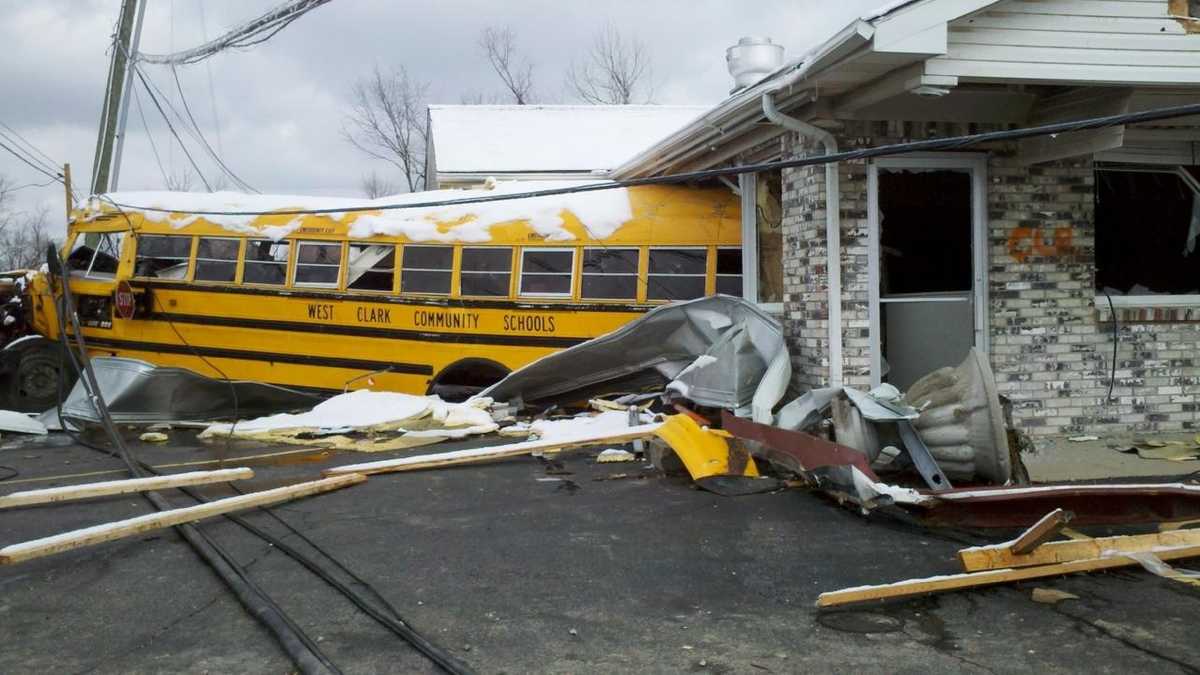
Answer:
[
  {"left": 243, "top": 240, "right": 290, "bottom": 285},
  {"left": 66, "top": 232, "right": 126, "bottom": 279},
  {"left": 134, "top": 235, "right": 191, "bottom": 280},
  {"left": 755, "top": 171, "right": 784, "bottom": 303},
  {"left": 460, "top": 247, "right": 512, "bottom": 297},
  {"left": 647, "top": 248, "right": 706, "bottom": 301},
  {"left": 401, "top": 245, "right": 452, "bottom": 295},
  {"left": 1096, "top": 167, "right": 1199, "bottom": 297},
  {"left": 194, "top": 238, "right": 239, "bottom": 282},
  {"left": 716, "top": 247, "right": 743, "bottom": 296},
  {"left": 581, "top": 247, "right": 638, "bottom": 300},
  {"left": 520, "top": 248, "right": 574, "bottom": 297},
  {"left": 294, "top": 241, "right": 341, "bottom": 288},
  {"left": 347, "top": 244, "right": 395, "bottom": 292}
]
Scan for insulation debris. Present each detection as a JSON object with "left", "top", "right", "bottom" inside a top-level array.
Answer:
[{"left": 0, "top": 409, "right": 48, "bottom": 435}]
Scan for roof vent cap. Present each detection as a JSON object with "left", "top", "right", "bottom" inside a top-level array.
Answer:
[{"left": 726, "top": 37, "right": 784, "bottom": 93}]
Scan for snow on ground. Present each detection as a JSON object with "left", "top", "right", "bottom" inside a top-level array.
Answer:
[
  {"left": 202, "top": 390, "right": 433, "bottom": 435},
  {"left": 95, "top": 179, "right": 633, "bottom": 243},
  {"left": 529, "top": 410, "right": 653, "bottom": 442}
]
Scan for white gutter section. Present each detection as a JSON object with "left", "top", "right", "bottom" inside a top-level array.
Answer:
[{"left": 762, "top": 92, "right": 843, "bottom": 387}]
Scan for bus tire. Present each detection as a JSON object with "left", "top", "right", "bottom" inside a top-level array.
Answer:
[
  {"left": 428, "top": 358, "right": 510, "bottom": 402},
  {"left": 3, "top": 340, "right": 75, "bottom": 413}
]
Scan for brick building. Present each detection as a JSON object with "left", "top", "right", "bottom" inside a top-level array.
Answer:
[{"left": 613, "top": 0, "right": 1200, "bottom": 436}]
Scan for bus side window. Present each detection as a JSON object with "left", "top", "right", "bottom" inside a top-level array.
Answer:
[
  {"left": 581, "top": 248, "right": 638, "bottom": 300},
  {"left": 244, "top": 239, "right": 290, "bottom": 285},
  {"left": 519, "top": 248, "right": 573, "bottom": 297},
  {"left": 194, "top": 238, "right": 239, "bottom": 282},
  {"left": 135, "top": 235, "right": 192, "bottom": 280},
  {"left": 67, "top": 232, "right": 127, "bottom": 279},
  {"left": 647, "top": 248, "right": 707, "bottom": 301},
  {"left": 715, "top": 247, "right": 743, "bottom": 296},
  {"left": 460, "top": 247, "right": 511, "bottom": 297},
  {"left": 348, "top": 244, "right": 396, "bottom": 292},
  {"left": 294, "top": 240, "right": 341, "bottom": 288},
  {"left": 401, "top": 245, "right": 452, "bottom": 295}
]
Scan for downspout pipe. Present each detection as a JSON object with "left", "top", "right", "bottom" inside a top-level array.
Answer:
[{"left": 762, "top": 92, "right": 843, "bottom": 387}]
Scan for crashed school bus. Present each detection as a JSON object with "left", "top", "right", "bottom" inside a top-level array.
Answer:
[{"left": 9, "top": 182, "right": 740, "bottom": 409}]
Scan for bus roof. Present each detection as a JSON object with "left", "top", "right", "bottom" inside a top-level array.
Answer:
[{"left": 75, "top": 181, "right": 739, "bottom": 246}]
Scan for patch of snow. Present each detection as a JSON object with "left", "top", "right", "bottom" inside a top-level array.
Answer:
[
  {"left": 530, "top": 410, "right": 652, "bottom": 443},
  {"left": 98, "top": 179, "right": 635, "bottom": 244},
  {"left": 202, "top": 390, "right": 433, "bottom": 434},
  {"left": 673, "top": 354, "right": 718, "bottom": 380},
  {"left": 596, "top": 448, "right": 637, "bottom": 463},
  {"left": 862, "top": 0, "right": 920, "bottom": 21}
]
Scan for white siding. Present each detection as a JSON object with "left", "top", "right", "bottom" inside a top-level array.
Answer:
[{"left": 928, "top": 0, "right": 1200, "bottom": 84}]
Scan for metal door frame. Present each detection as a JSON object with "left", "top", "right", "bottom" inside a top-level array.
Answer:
[{"left": 867, "top": 153, "right": 988, "bottom": 388}]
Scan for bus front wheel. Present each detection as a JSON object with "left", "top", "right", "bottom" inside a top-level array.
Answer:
[{"left": 428, "top": 358, "right": 510, "bottom": 402}]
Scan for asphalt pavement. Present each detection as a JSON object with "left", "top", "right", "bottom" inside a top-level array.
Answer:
[{"left": 1, "top": 429, "right": 1199, "bottom": 674}]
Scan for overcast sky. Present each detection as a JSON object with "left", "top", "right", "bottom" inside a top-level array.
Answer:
[{"left": 0, "top": 0, "right": 882, "bottom": 234}]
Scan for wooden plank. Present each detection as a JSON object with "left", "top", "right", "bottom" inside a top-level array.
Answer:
[
  {"left": 0, "top": 474, "right": 366, "bottom": 565},
  {"left": 959, "top": 12, "right": 1184, "bottom": 34},
  {"left": 926, "top": 57, "right": 1200, "bottom": 85},
  {"left": 945, "top": 42, "right": 1200, "bottom": 67},
  {"left": 0, "top": 468, "right": 255, "bottom": 509},
  {"left": 1009, "top": 508, "right": 1074, "bottom": 555},
  {"left": 950, "top": 27, "right": 1200, "bottom": 51},
  {"left": 323, "top": 423, "right": 663, "bottom": 477},
  {"left": 959, "top": 528, "right": 1200, "bottom": 572},
  {"left": 817, "top": 541, "right": 1200, "bottom": 607}
]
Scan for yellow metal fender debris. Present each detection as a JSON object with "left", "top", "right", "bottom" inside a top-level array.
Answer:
[{"left": 652, "top": 414, "right": 759, "bottom": 480}]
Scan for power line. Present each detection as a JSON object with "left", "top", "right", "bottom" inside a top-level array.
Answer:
[
  {"left": 169, "top": 64, "right": 258, "bottom": 192},
  {"left": 138, "top": 0, "right": 331, "bottom": 65},
  {"left": 131, "top": 82, "right": 170, "bottom": 186},
  {"left": 0, "top": 138, "right": 63, "bottom": 184},
  {"left": 0, "top": 122, "right": 61, "bottom": 175},
  {"left": 107, "top": 100, "right": 1200, "bottom": 216},
  {"left": 130, "top": 64, "right": 213, "bottom": 191}
]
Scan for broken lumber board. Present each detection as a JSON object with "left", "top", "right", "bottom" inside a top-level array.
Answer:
[
  {"left": 958, "top": 528, "right": 1200, "bottom": 572},
  {"left": 0, "top": 468, "right": 254, "bottom": 510},
  {"left": 0, "top": 473, "right": 365, "bottom": 565},
  {"left": 817, "top": 540, "right": 1200, "bottom": 607},
  {"left": 323, "top": 423, "right": 663, "bottom": 477},
  {"left": 1009, "top": 508, "right": 1074, "bottom": 555}
]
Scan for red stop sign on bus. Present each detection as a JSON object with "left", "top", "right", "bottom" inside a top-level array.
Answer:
[{"left": 114, "top": 280, "right": 136, "bottom": 320}]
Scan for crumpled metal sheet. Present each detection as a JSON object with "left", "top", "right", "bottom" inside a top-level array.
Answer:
[
  {"left": 482, "top": 295, "right": 791, "bottom": 422},
  {"left": 60, "top": 356, "right": 322, "bottom": 424}
]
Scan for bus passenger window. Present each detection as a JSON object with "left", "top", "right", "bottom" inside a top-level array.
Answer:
[
  {"left": 460, "top": 247, "right": 511, "bottom": 297},
  {"left": 519, "top": 248, "right": 574, "bottom": 296},
  {"left": 401, "top": 245, "right": 452, "bottom": 294},
  {"left": 716, "top": 247, "right": 743, "bottom": 296},
  {"left": 194, "top": 238, "right": 239, "bottom": 282},
  {"left": 135, "top": 235, "right": 192, "bottom": 280},
  {"left": 647, "top": 248, "right": 706, "bottom": 301},
  {"left": 244, "top": 239, "right": 290, "bottom": 285},
  {"left": 348, "top": 244, "right": 395, "bottom": 292},
  {"left": 581, "top": 248, "right": 638, "bottom": 300},
  {"left": 67, "top": 232, "right": 127, "bottom": 279},
  {"left": 294, "top": 241, "right": 341, "bottom": 287}
]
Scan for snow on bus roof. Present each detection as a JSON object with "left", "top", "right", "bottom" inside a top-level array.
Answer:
[{"left": 92, "top": 179, "right": 633, "bottom": 243}]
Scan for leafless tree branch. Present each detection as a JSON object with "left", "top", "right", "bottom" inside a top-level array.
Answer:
[
  {"left": 342, "top": 65, "right": 430, "bottom": 192},
  {"left": 566, "top": 23, "right": 654, "bottom": 105},
  {"left": 479, "top": 26, "right": 535, "bottom": 105},
  {"left": 360, "top": 170, "right": 398, "bottom": 199},
  {"left": 0, "top": 176, "right": 52, "bottom": 270}
]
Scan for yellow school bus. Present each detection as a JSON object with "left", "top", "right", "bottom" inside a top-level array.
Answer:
[{"left": 20, "top": 183, "right": 740, "bottom": 404}]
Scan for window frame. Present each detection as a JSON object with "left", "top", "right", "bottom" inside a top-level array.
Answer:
[
  {"left": 400, "top": 244, "right": 453, "bottom": 296},
  {"left": 579, "top": 246, "right": 641, "bottom": 302},
  {"left": 1093, "top": 164, "right": 1200, "bottom": 310},
  {"left": 242, "top": 238, "right": 292, "bottom": 287},
  {"left": 518, "top": 247, "right": 576, "bottom": 298},
  {"left": 715, "top": 245, "right": 743, "bottom": 297},
  {"left": 192, "top": 236, "right": 242, "bottom": 284},
  {"left": 646, "top": 246, "right": 709, "bottom": 302},
  {"left": 133, "top": 234, "right": 193, "bottom": 282},
  {"left": 68, "top": 231, "right": 128, "bottom": 280},
  {"left": 292, "top": 240, "right": 343, "bottom": 289},
  {"left": 458, "top": 246, "right": 514, "bottom": 298},
  {"left": 346, "top": 243, "right": 398, "bottom": 294}
]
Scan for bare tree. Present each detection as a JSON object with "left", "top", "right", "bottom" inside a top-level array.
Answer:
[
  {"left": 164, "top": 168, "right": 195, "bottom": 192},
  {"left": 566, "top": 23, "right": 654, "bottom": 104},
  {"left": 479, "top": 26, "right": 535, "bottom": 104},
  {"left": 458, "top": 90, "right": 505, "bottom": 105},
  {"left": 360, "top": 170, "right": 397, "bottom": 199},
  {"left": 343, "top": 65, "right": 430, "bottom": 192},
  {"left": 0, "top": 177, "right": 52, "bottom": 271}
]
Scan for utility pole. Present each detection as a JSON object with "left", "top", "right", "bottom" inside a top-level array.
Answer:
[{"left": 90, "top": 0, "right": 143, "bottom": 196}]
